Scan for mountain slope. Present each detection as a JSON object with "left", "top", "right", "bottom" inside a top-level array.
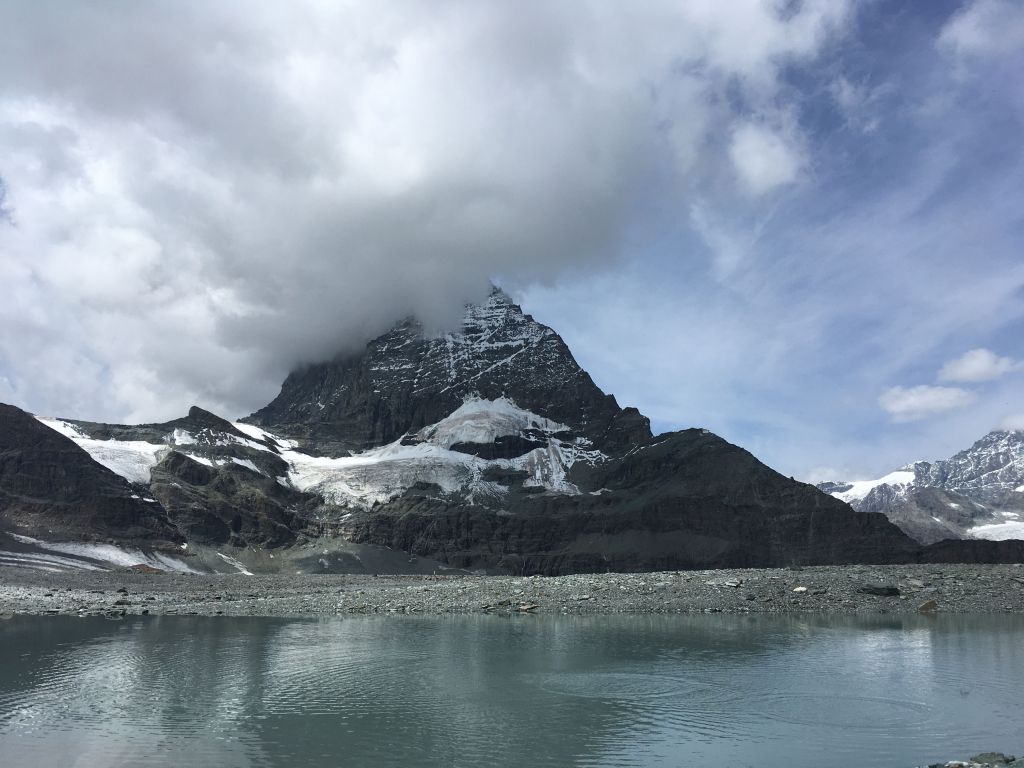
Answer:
[
  {"left": 0, "top": 403, "right": 182, "bottom": 547},
  {"left": 818, "top": 430, "right": 1024, "bottom": 544}
]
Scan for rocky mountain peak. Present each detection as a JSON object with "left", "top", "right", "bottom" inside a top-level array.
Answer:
[
  {"left": 916, "top": 429, "right": 1024, "bottom": 502},
  {"left": 818, "top": 429, "right": 1024, "bottom": 544},
  {"left": 246, "top": 289, "right": 651, "bottom": 454}
]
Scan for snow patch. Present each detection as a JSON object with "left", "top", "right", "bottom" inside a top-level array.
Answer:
[
  {"left": 417, "top": 396, "right": 568, "bottom": 448},
  {"left": 233, "top": 422, "right": 296, "bottom": 449},
  {"left": 8, "top": 534, "right": 200, "bottom": 573},
  {"left": 970, "top": 515, "right": 1024, "bottom": 541},
  {"left": 230, "top": 457, "right": 262, "bottom": 474},
  {"left": 832, "top": 471, "right": 916, "bottom": 503},
  {"left": 171, "top": 428, "right": 196, "bottom": 445},
  {"left": 217, "top": 552, "right": 254, "bottom": 575},
  {"left": 36, "top": 418, "right": 166, "bottom": 484}
]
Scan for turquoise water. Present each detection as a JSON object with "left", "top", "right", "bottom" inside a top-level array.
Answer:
[{"left": 1, "top": 614, "right": 1022, "bottom": 767}]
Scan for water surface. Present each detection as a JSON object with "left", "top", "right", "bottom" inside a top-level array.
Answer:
[{"left": 1, "top": 614, "right": 1022, "bottom": 767}]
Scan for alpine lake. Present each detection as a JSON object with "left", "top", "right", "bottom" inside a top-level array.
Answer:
[{"left": 1, "top": 613, "right": 1021, "bottom": 767}]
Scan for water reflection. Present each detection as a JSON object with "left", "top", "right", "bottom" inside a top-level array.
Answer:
[{"left": 0, "top": 614, "right": 1021, "bottom": 767}]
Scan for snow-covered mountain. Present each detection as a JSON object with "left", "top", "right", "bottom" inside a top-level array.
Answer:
[
  {"left": 4, "top": 288, "right": 1019, "bottom": 574},
  {"left": 818, "top": 430, "right": 1024, "bottom": 544}
]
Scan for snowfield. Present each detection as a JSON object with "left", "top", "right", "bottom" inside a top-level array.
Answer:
[
  {"left": 36, "top": 418, "right": 167, "bottom": 484},
  {"left": 832, "top": 470, "right": 916, "bottom": 503},
  {"left": 970, "top": 512, "right": 1024, "bottom": 541},
  {"left": 35, "top": 398, "right": 605, "bottom": 512},
  {"left": 3, "top": 534, "right": 200, "bottom": 573},
  {"left": 274, "top": 397, "right": 605, "bottom": 508}
]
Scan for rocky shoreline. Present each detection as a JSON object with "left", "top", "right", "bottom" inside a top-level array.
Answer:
[
  {"left": 2, "top": 562, "right": 1023, "bottom": 618},
  {"left": 920, "top": 754, "right": 1017, "bottom": 768}
]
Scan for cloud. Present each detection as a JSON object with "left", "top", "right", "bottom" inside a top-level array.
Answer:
[
  {"left": 878, "top": 385, "right": 976, "bottom": 423},
  {"left": 939, "top": 0, "right": 1024, "bottom": 59},
  {"left": 729, "top": 122, "right": 804, "bottom": 195},
  {"left": 0, "top": 0, "right": 856, "bottom": 422},
  {"left": 1002, "top": 414, "right": 1024, "bottom": 432},
  {"left": 939, "top": 348, "right": 1020, "bottom": 383}
]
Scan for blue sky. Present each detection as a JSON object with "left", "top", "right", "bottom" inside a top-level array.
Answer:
[{"left": 0, "top": 1, "right": 1021, "bottom": 481}]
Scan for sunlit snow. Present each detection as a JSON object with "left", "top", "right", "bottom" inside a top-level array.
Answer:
[{"left": 832, "top": 471, "right": 916, "bottom": 503}]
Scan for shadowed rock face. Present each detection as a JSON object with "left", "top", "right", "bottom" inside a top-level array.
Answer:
[
  {"left": 340, "top": 429, "right": 921, "bottom": 574},
  {"left": 61, "top": 407, "right": 315, "bottom": 549},
  {"left": 0, "top": 403, "right": 182, "bottom": 547}
]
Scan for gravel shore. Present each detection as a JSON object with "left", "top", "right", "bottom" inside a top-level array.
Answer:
[{"left": 2, "top": 562, "right": 1023, "bottom": 617}]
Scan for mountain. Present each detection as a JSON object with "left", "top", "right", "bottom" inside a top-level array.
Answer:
[
  {"left": 0, "top": 403, "right": 182, "bottom": 548},
  {"left": 2, "top": 288, "right": 1019, "bottom": 574},
  {"left": 246, "top": 289, "right": 651, "bottom": 455},
  {"left": 818, "top": 430, "right": 1024, "bottom": 545}
]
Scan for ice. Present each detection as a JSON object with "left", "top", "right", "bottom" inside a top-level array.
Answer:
[
  {"left": 217, "top": 552, "right": 254, "bottom": 575},
  {"left": 230, "top": 457, "right": 262, "bottom": 474},
  {"left": 832, "top": 471, "right": 916, "bottom": 503},
  {"left": 278, "top": 398, "right": 605, "bottom": 508},
  {"left": 970, "top": 515, "right": 1024, "bottom": 541},
  {"left": 8, "top": 534, "right": 200, "bottom": 573},
  {"left": 416, "top": 396, "right": 568, "bottom": 448},
  {"left": 171, "top": 428, "right": 196, "bottom": 445},
  {"left": 233, "top": 422, "right": 296, "bottom": 449},
  {"left": 36, "top": 418, "right": 166, "bottom": 484}
]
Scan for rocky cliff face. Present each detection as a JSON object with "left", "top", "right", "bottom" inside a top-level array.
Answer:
[
  {"left": 818, "top": 431, "right": 1024, "bottom": 545},
  {"left": 341, "top": 428, "right": 920, "bottom": 574},
  {"left": 38, "top": 406, "right": 317, "bottom": 549},
  {"left": 3, "top": 290, "right": 1018, "bottom": 573},
  {"left": 0, "top": 403, "right": 182, "bottom": 547}
]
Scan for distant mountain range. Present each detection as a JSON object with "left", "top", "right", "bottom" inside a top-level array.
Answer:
[
  {"left": 818, "top": 430, "right": 1024, "bottom": 545},
  {"left": 2, "top": 289, "right": 1021, "bottom": 574}
]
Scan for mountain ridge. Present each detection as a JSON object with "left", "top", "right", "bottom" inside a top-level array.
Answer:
[
  {"left": 2, "top": 290, "right": 1021, "bottom": 574},
  {"left": 818, "top": 429, "right": 1024, "bottom": 544}
]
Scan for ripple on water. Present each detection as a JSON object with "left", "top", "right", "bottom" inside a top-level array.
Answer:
[
  {"left": 751, "top": 693, "right": 931, "bottom": 730},
  {"left": 537, "top": 672, "right": 721, "bottom": 701}
]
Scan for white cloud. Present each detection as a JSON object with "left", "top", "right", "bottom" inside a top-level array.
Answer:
[
  {"left": 878, "top": 385, "right": 976, "bottom": 422},
  {"left": 0, "top": 1, "right": 856, "bottom": 422},
  {"left": 1001, "top": 414, "right": 1024, "bottom": 432},
  {"left": 939, "top": 0, "right": 1024, "bottom": 59},
  {"left": 729, "top": 123, "right": 804, "bottom": 195},
  {"left": 938, "top": 348, "right": 1020, "bottom": 383}
]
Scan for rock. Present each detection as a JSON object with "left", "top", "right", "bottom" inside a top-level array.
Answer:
[
  {"left": 918, "top": 599, "right": 939, "bottom": 613},
  {"left": 858, "top": 584, "right": 900, "bottom": 596},
  {"left": 792, "top": 586, "right": 808, "bottom": 593},
  {"left": 969, "top": 753, "right": 1015, "bottom": 765}
]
